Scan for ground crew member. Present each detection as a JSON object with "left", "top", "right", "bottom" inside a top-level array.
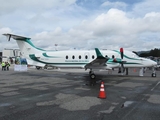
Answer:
[
  {"left": 1, "top": 61, "right": 6, "bottom": 71},
  {"left": 6, "top": 62, "right": 10, "bottom": 71}
]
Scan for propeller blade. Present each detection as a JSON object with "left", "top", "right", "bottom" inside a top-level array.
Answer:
[
  {"left": 120, "top": 48, "right": 123, "bottom": 59},
  {"left": 121, "top": 63, "right": 124, "bottom": 73}
]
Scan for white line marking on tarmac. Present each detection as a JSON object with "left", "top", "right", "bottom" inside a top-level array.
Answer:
[{"left": 151, "top": 81, "right": 160, "bottom": 91}]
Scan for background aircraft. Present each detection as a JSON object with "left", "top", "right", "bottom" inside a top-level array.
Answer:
[{"left": 3, "top": 33, "right": 157, "bottom": 79}]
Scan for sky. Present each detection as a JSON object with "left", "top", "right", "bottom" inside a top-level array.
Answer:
[{"left": 0, "top": 0, "right": 160, "bottom": 52}]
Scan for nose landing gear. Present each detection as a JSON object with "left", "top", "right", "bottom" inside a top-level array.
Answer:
[{"left": 151, "top": 67, "right": 156, "bottom": 77}]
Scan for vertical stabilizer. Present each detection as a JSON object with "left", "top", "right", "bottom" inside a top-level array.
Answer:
[
  {"left": 3, "top": 33, "right": 45, "bottom": 57},
  {"left": 3, "top": 33, "right": 46, "bottom": 67}
]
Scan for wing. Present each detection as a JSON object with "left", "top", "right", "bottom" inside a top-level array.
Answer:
[{"left": 85, "top": 48, "right": 109, "bottom": 69}]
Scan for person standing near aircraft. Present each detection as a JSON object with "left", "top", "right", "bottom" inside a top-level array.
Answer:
[
  {"left": 6, "top": 62, "right": 10, "bottom": 71},
  {"left": 1, "top": 61, "right": 6, "bottom": 71}
]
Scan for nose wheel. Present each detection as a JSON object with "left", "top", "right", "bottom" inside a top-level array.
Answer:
[
  {"left": 152, "top": 67, "right": 156, "bottom": 77},
  {"left": 152, "top": 72, "right": 156, "bottom": 77}
]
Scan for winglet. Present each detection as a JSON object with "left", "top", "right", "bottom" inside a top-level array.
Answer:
[{"left": 95, "top": 48, "right": 105, "bottom": 59}]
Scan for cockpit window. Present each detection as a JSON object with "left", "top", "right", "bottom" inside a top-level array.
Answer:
[
  {"left": 132, "top": 53, "right": 139, "bottom": 58},
  {"left": 132, "top": 51, "right": 139, "bottom": 58}
]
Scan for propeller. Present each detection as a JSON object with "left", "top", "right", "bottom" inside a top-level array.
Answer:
[
  {"left": 112, "top": 48, "right": 124, "bottom": 63},
  {"left": 108, "top": 48, "right": 126, "bottom": 73},
  {"left": 120, "top": 48, "right": 123, "bottom": 59},
  {"left": 112, "top": 48, "right": 125, "bottom": 73},
  {"left": 120, "top": 48, "right": 125, "bottom": 73}
]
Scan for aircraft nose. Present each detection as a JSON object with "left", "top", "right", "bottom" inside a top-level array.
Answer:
[
  {"left": 151, "top": 60, "right": 157, "bottom": 66},
  {"left": 143, "top": 58, "right": 157, "bottom": 67}
]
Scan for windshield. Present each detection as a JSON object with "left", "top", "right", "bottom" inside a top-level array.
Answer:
[{"left": 132, "top": 53, "right": 139, "bottom": 58}]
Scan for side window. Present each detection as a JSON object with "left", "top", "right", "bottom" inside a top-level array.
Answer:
[
  {"left": 112, "top": 55, "right": 115, "bottom": 59},
  {"left": 105, "top": 55, "right": 108, "bottom": 58},
  {"left": 85, "top": 55, "right": 88, "bottom": 59},
  {"left": 79, "top": 55, "right": 81, "bottom": 59},
  {"left": 92, "top": 55, "right": 94, "bottom": 59},
  {"left": 66, "top": 55, "right": 68, "bottom": 59},
  {"left": 72, "top": 55, "right": 75, "bottom": 59}
]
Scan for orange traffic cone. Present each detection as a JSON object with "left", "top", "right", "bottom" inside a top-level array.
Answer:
[
  {"left": 98, "top": 81, "right": 106, "bottom": 99},
  {"left": 133, "top": 68, "right": 136, "bottom": 72}
]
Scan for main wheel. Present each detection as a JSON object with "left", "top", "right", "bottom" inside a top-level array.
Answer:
[
  {"left": 36, "top": 66, "right": 41, "bottom": 70},
  {"left": 90, "top": 73, "right": 96, "bottom": 79},
  {"left": 152, "top": 73, "right": 156, "bottom": 77}
]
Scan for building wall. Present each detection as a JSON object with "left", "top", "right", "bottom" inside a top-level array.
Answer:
[
  {"left": 2, "top": 49, "right": 21, "bottom": 63},
  {"left": 0, "top": 52, "right": 2, "bottom": 63}
]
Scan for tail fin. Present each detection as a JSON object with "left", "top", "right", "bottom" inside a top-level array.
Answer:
[
  {"left": 3, "top": 33, "right": 46, "bottom": 67},
  {"left": 3, "top": 33, "right": 45, "bottom": 56}
]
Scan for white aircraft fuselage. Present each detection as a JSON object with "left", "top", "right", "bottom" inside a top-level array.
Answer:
[
  {"left": 3, "top": 33, "right": 157, "bottom": 71},
  {"left": 27, "top": 49, "right": 156, "bottom": 69}
]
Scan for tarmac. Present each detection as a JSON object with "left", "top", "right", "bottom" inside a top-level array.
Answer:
[{"left": 0, "top": 65, "right": 160, "bottom": 120}]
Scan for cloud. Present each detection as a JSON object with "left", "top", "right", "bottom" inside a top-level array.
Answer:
[
  {"left": 0, "top": 0, "right": 76, "bottom": 15},
  {"left": 101, "top": 1, "right": 127, "bottom": 9},
  {"left": 130, "top": 0, "right": 160, "bottom": 17},
  {"left": 64, "top": 8, "right": 160, "bottom": 50},
  {"left": 0, "top": 27, "right": 16, "bottom": 50},
  {"left": 0, "top": 0, "right": 160, "bottom": 52}
]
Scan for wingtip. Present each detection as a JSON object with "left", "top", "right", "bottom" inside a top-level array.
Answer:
[
  {"left": 95, "top": 48, "right": 98, "bottom": 50},
  {"left": 95, "top": 48, "right": 104, "bottom": 58}
]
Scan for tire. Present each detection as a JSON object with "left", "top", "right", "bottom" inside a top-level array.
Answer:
[
  {"left": 36, "top": 66, "right": 41, "bottom": 70},
  {"left": 90, "top": 73, "right": 96, "bottom": 79},
  {"left": 152, "top": 73, "right": 156, "bottom": 77}
]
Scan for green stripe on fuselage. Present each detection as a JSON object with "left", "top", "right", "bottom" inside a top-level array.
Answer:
[
  {"left": 113, "top": 50, "right": 140, "bottom": 60},
  {"left": 42, "top": 53, "right": 62, "bottom": 58},
  {"left": 18, "top": 38, "right": 48, "bottom": 51},
  {"left": 25, "top": 39, "right": 46, "bottom": 51},
  {"left": 29, "top": 54, "right": 88, "bottom": 65}
]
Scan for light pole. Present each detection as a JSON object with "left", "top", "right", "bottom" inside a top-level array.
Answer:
[{"left": 55, "top": 44, "right": 58, "bottom": 51}]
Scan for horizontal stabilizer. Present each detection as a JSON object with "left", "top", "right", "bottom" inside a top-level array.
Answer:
[{"left": 3, "top": 33, "right": 31, "bottom": 41}]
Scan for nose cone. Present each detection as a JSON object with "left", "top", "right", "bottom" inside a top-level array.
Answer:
[
  {"left": 149, "top": 59, "right": 157, "bottom": 67},
  {"left": 143, "top": 58, "right": 157, "bottom": 67},
  {"left": 152, "top": 60, "right": 157, "bottom": 66}
]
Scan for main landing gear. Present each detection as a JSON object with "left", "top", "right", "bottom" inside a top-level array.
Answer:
[
  {"left": 89, "top": 70, "right": 96, "bottom": 79},
  {"left": 89, "top": 69, "right": 96, "bottom": 86},
  {"left": 36, "top": 66, "right": 42, "bottom": 70}
]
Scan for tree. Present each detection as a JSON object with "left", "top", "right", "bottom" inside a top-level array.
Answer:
[{"left": 139, "top": 48, "right": 160, "bottom": 57}]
